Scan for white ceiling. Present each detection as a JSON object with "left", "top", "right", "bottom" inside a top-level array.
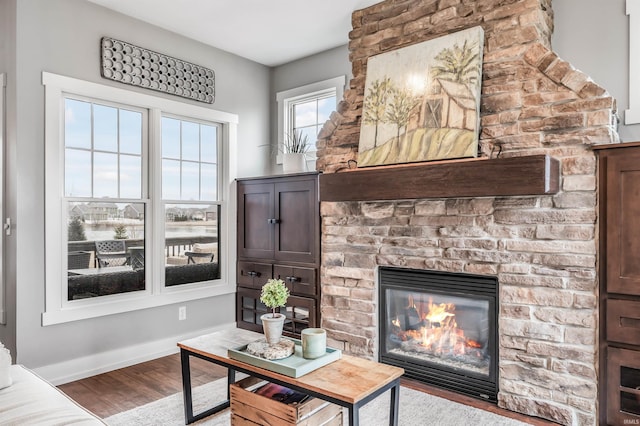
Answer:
[{"left": 86, "top": 0, "right": 381, "bottom": 67}]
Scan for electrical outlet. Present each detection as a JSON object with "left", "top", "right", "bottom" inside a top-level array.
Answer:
[{"left": 178, "top": 306, "right": 187, "bottom": 321}]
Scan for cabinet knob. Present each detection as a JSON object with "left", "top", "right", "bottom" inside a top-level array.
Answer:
[
  {"left": 267, "top": 218, "right": 281, "bottom": 224},
  {"left": 286, "top": 276, "right": 299, "bottom": 283},
  {"left": 247, "top": 271, "right": 259, "bottom": 277}
]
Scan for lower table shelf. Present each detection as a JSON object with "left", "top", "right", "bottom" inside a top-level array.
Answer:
[{"left": 230, "top": 376, "right": 343, "bottom": 426}]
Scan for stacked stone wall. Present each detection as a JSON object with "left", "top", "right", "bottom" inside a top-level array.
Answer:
[{"left": 316, "top": 1, "right": 619, "bottom": 425}]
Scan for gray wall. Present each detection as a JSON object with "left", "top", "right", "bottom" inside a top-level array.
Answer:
[
  {"left": 269, "top": 45, "right": 351, "bottom": 174},
  {"left": 7, "top": 0, "right": 272, "bottom": 372},
  {"left": 0, "top": 0, "right": 17, "bottom": 359},
  {"left": 553, "top": 0, "right": 639, "bottom": 141}
]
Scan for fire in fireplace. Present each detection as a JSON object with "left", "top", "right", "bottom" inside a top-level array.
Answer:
[{"left": 379, "top": 267, "right": 498, "bottom": 402}]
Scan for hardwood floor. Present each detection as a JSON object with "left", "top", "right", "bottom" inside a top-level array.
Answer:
[
  {"left": 58, "top": 354, "right": 558, "bottom": 425},
  {"left": 57, "top": 353, "right": 226, "bottom": 419}
]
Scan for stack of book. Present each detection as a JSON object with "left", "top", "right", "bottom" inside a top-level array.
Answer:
[{"left": 230, "top": 377, "right": 343, "bottom": 425}]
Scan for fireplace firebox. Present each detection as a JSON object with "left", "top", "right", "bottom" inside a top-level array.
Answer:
[{"left": 379, "top": 267, "right": 499, "bottom": 402}]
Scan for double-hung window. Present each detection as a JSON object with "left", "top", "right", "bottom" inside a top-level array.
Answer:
[
  {"left": 43, "top": 72, "right": 237, "bottom": 325},
  {"left": 65, "top": 97, "right": 148, "bottom": 297},
  {"left": 628, "top": 0, "right": 640, "bottom": 124},
  {"left": 276, "top": 76, "right": 345, "bottom": 166},
  {"left": 161, "top": 115, "right": 221, "bottom": 286}
]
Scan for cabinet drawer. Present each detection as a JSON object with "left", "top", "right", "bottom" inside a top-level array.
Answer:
[
  {"left": 237, "top": 261, "right": 272, "bottom": 289},
  {"left": 274, "top": 265, "right": 317, "bottom": 296},
  {"left": 607, "top": 299, "right": 640, "bottom": 345}
]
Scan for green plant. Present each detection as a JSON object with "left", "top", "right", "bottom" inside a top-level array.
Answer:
[
  {"left": 113, "top": 224, "right": 129, "bottom": 239},
  {"left": 68, "top": 216, "right": 87, "bottom": 241},
  {"left": 260, "top": 278, "right": 290, "bottom": 317},
  {"left": 282, "top": 130, "right": 311, "bottom": 154}
]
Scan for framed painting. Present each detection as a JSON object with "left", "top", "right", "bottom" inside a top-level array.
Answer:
[{"left": 357, "top": 26, "right": 484, "bottom": 167}]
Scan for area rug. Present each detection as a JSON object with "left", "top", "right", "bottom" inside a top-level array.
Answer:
[{"left": 105, "top": 378, "right": 531, "bottom": 426}]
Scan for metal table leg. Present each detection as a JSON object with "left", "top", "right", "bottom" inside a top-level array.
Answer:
[
  {"left": 389, "top": 380, "right": 400, "bottom": 426},
  {"left": 180, "top": 348, "right": 232, "bottom": 424}
]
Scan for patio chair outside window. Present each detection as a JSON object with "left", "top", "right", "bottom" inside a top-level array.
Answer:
[
  {"left": 68, "top": 251, "right": 92, "bottom": 270},
  {"left": 185, "top": 242, "right": 216, "bottom": 264},
  {"left": 95, "top": 240, "right": 131, "bottom": 268}
]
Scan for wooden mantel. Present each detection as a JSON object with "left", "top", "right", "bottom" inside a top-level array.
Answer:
[{"left": 319, "top": 155, "right": 559, "bottom": 202}]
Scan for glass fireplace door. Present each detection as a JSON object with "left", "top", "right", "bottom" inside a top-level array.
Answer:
[
  {"left": 378, "top": 266, "right": 498, "bottom": 401},
  {"left": 383, "top": 288, "right": 491, "bottom": 378}
]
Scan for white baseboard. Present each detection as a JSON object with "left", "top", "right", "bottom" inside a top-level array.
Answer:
[{"left": 33, "top": 322, "right": 237, "bottom": 385}]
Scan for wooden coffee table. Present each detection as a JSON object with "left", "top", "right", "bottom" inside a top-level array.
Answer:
[{"left": 178, "top": 328, "right": 404, "bottom": 425}]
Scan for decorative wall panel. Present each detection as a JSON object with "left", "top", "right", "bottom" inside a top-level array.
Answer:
[{"left": 100, "top": 37, "right": 215, "bottom": 104}]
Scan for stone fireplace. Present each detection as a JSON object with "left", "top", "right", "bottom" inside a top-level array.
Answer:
[{"left": 315, "top": 1, "right": 619, "bottom": 425}]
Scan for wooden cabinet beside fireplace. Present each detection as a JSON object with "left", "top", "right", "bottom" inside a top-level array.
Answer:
[
  {"left": 596, "top": 143, "right": 640, "bottom": 425},
  {"left": 236, "top": 172, "right": 320, "bottom": 338}
]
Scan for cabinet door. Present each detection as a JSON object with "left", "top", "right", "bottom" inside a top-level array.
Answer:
[
  {"left": 606, "top": 153, "right": 640, "bottom": 296},
  {"left": 274, "top": 178, "right": 318, "bottom": 263},
  {"left": 607, "top": 347, "right": 640, "bottom": 424},
  {"left": 236, "top": 288, "right": 317, "bottom": 338},
  {"left": 274, "top": 264, "right": 317, "bottom": 297},
  {"left": 238, "top": 183, "right": 274, "bottom": 259},
  {"left": 236, "top": 287, "right": 268, "bottom": 333},
  {"left": 282, "top": 295, "right": 317, "bottom": 337}
]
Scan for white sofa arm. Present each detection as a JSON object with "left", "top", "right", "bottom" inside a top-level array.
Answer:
[{"left": 0, "top": 365, "right": 105, "bottom": 424}]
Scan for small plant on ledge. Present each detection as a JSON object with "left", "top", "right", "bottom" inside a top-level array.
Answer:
[
  {"left": 282, "top": 130, "right": 311, "bottom": 154},
  {"left": 280, "top": 130, "right": 311, "bottom": 173}
]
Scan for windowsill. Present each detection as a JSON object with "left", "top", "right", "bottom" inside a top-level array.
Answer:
[{"left": 42, "top": 279, "right": 235, "bottom": 325}]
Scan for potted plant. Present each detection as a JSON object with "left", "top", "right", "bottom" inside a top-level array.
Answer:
[
  {"left": 282, "top": 130, "right": 310, "bottom": 173},
  {"left": 260, "top": 278, "right": 290, "bottom": 345}
]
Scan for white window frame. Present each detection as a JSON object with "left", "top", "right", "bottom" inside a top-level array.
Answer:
[
  {"left": 627, "top": 0, "right": 640, "bottom": 124},
  {"left": 42, "top": 72, "right": 238, "bottom": 325},
  {"left": 0, "top": 73, "right": 5, "bottom": 325},
  {"left": 276, "top": 76, "right": 345, "bottom": 167}
]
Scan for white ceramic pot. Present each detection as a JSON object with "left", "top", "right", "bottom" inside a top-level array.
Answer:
[
  {"left": 283, "top": 153, "right": 307, "bottom": 173},
  {"left": 260, "top": 313, "right": 286, "bottom": 345}
]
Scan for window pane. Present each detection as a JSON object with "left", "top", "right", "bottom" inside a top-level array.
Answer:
[
  {"left": 93, "top": 104, "right": 118, "bottom": 152},
  {"left": 94, "top": 152, "right": 118, "bottom": 198},
  {"left": 120, "top": 109, "right": 142, "bottom": 155},
  {"left": 162, "top": 117, "right": 180, "bottom": 159},
  {"left": 164, "top": 203, "right": 220, "bottom": 286},
  {"left": 294, "top": 100, "right": 317, "bottom": 127},
  {"left": 182, "top": 121, "right": 199, "bottom": 162},
  {"left": 201, "top": 163, "right": 217, "bottom": 201},
  {"left": 65, "top": 149, "right": 91, "bottom": 197},
  {"left": 318, "top": 96, "right": 336, "bottom": 123},
  {"left": 181, "top": 161, "right": 199, "bottom": 200},
  {"left": 65, "top": 99, "right": 91, "bottom": 149},
  {"left": 120, "top": 154, "right": 141, "bottom": 199},
  {"left": 162, "top": 159, "right": 180, "bottom": 200},
  {"left": 296, "top": 126, "right": 318, "bottom": 146},
  {"left": 201, "top": 125, "right": 217, "bottom": 163},
  {"left": 67, "top": 201, "right": 146, "bottom": 300}
]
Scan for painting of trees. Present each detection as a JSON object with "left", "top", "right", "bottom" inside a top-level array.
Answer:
[
  {"left": 386, "top": 87, "right": 421, "bottom": 144},
  {"left": 430, "top": 38, "right": 481, "bottom": 90},
  {"left": 358, "top": 26, "right": 484, "bottom": 167},
  {"left": 362, "top": 77, "right": 393, "bottom": 147}
]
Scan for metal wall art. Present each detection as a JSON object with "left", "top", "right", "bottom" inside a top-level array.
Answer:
[{"left": 100, "top": 37, "right": 215, "bottom": 104}]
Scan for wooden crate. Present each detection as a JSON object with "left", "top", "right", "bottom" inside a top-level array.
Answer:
[{"left": 230, "top": 376, "right": 343, "bottom": 426}]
